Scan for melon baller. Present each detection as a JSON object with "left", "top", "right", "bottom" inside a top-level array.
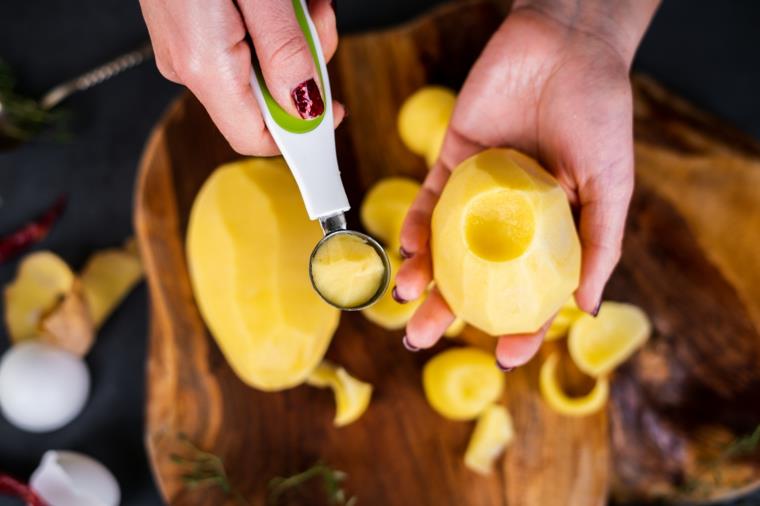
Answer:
[{"left": 249, "top": 0, "right": 390, "bottom": 310}]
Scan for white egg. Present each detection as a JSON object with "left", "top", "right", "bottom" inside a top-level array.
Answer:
[
  {"left": 30, "top": 450, "right": 121, "bottom": 506},
  {"left": 0, "top": 341, "right": 90, "bottom": 432}
]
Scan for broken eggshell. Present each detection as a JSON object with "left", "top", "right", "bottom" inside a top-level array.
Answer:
[
  {"left": 0, "top": 342, "right": 89, "bottom": 432},
  {"left": 30, "top": 450, "right": 120, "bottom": 506}
]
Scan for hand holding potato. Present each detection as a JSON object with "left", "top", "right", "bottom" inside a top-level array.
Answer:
[{"left": 395, "top": 0, "right": 660, "bottom": 368}]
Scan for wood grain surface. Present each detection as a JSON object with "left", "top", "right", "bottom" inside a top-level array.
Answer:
[{"left": 134, "top": 2, "right": 760, "bottom": 505}]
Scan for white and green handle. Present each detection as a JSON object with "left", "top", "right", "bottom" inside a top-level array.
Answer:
[{"left": 249, "top": 0, "right": 350, "bottom": 221}]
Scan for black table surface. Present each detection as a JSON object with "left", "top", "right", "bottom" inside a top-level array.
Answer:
[{"left": 1, "top": 1, "right": 759, "bottom": 505}]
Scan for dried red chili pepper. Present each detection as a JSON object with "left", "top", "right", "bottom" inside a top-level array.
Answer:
[
  {"left": 0, "top": 194, "right": 67, "bottom": 264},
  {"left": 0, "top": 473, "right": 46, "bottom": 506}
]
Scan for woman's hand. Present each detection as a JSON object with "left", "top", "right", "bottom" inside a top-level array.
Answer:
[
  {"left": 139, "top": 0, "right": 344, "bottom": 155},
  {"left": 395, "top": 0, "right": 659, "bottom": 368}
]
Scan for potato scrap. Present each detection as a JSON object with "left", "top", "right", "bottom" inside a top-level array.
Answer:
[
  {"left": 444, "top": 317, "right": 467, "bottom": 338},
  {"left": 80, "top": 246, "right": 143, "bottom": 328},
  {"left": 4, "top": 252, "right": 74, "bottom": 343},
  {"left": 539, "top": 352, "right": 608, "bottom": 417},
  {"left": 423, "top": 347, "right": 505, "bottom": 421},
  {"left": 464, "top": 404, "right": 514, "bottom": 475},
  {"left": 307, "top": 361, "right": 373, "bottom": 427},
  {"left": 545, "top": 298, "right": 584, "bottom": 341},
  {"left": 568, "top": 301, "right": 651, "bottom": 377},
  {"left": 39, "top": 280, "right": 94, "bottom": 356}
]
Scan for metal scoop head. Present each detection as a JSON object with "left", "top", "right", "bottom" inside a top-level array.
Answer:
[{"left": 309, "top": 215, "right": 390, "bottom": 311}]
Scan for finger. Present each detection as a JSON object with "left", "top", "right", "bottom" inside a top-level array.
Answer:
[
  {"left": 399, "top": 162, "right": 449, "bottom": 256},
  {"left": 332, "top": 100, "right": 346, "bottom": 128},
  {"left": 574, "top": 166, "right": 634, "bottom": 315},
  {"left": 241, "top": 0, "right": 323, "bottom": 118},
  {"left": 494, "top": 320, "right": 551, "bottom": 369},
  {"left": 159, "top": 0, "right": 278, "bottom": 155},
  {"left": 308, "top": 0, "right": 339, "bottom": 62},
  {"left": 404, "top": 289, "right": 455, "bottom": 350},
  {"left": 394, "top": 250, "right": 432, "bottom": 302},
  {"left": 138, "top": 0, "right": 179, "bottom": 82},
  {"left": 188, "top": 39, "right": 279, "bottom": 155}
]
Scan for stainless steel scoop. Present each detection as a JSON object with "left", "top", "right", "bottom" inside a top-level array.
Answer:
[
  {"left": 309, "top": 215, "right": 391, "bottom": 310},
  {"left": 249, "top": 0, "right": 390, "bottom": 310}
]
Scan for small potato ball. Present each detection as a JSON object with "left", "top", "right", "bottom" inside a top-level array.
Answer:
[{"left": 397, "top": 86, "right": 456, "bottom": 157}]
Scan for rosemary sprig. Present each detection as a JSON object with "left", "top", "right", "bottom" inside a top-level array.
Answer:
[
  {"left": 171, "top": 434, "right": 356, "bottom": 506},
  {"left": 0, "top": 60, "right": 67, "bottom": 141},
  {"left": 724, "top": 424, "right": 760, "bottom": 459},
  {"left": 170, "top": 433, "right": 248, "bottom": 505},
  {"left": 676, "top": 424, "right": 760, "bottom": 499},
  {"left": 268, "top": 462, "right": 356, "bottom": 506}
]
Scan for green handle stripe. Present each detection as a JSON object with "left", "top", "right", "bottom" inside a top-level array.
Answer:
[{"left": 254, "top": 0, "right": 325, "bottom": 133}]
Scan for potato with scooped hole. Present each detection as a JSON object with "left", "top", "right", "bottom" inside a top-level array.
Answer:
[{"left": 432, "top": 148, "right": 581, "bottom": 336}]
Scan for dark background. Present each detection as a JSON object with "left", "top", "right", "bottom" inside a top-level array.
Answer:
[{"left": 0, "top": 1, "right": 758, "bottom": 505}]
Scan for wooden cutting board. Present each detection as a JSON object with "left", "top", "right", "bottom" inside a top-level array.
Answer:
[{"left": 134, "top": 2, "right": 760, "bottom": 505}]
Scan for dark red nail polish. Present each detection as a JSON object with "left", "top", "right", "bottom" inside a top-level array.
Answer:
[
  {"left": 392, "top": 286, "right": 408, "bottom": 304},
  {"left": 291, "top": 78, "right": 324, "bottom": 119},
  {"left": 399, "top": 246, "right": 413, "bottom": 259},
  {"left": 496, "top": 360, "right": 514, "bottom": 372},
  {"left": 402, "top": 335, "right": 419, "bottom": 352},
  {"left": 592, "top": 301, "right": 601, "bottom": 317}
]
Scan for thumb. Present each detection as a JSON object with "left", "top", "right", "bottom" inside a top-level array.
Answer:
[{"left": 240, "top": 0, "right": 326, "bottom": 119}]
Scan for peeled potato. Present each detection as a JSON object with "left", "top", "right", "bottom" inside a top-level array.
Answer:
[
  {"left": 80, "top": 247, "right": 143, "bottom": 328},
  {"left": 362, "top": 251, "right": 423, "bottom": 330},
  {"left": 307, "top": 361, "right": 373, "bottom": 427},
  {"left": 568, "top": 302, "right": 651, "bottom": 377},
  {"left": 444, "top": 317, "right": 466, "bottom": 338},
  {"left": 187, "top": 158, "right": 340, "bottom": 391},
  {"left": 545, "top": 298, "right": 584, "bottom": 341},
  {"left": 539, "top": 352, "right": 608, "bottom": 417},
  {"left": 432, "top": 149, "right": 581, "bottom": 336},
  {"left": 397, "top": 86, "right": 456, "bottom": 156},
  {"left": 423, "top": 347, "right": 505, "bottom": 421},
  {"left": 360, "top": 177, "right": 421, "bottom": 252},
  {"left": 464, "top": 404, "right": 514, "bottom": 475},
  {"left": 4, "top": 252, "right": 75, "bottom": 343}
]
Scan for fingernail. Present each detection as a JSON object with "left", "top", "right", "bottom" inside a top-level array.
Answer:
[
  {"left": 402, "top": 335, "right": 419, "bottom": 352},
  {"left": 496, "top": 360, "right": 514, "bottom": 372},
  {"left": 592, "top": 301, "right": 602, "bottom": 317},
  {"left": 392, "top": 286, "right": 408, "bottom": 304},
  {"left": 291, "top": 78, "right": 324, "bottom": 119},
  {"left": 399, "top": 246, "right": 413, "bottom": 259}
]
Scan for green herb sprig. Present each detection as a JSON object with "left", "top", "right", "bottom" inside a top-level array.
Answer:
[
  {"left": 0, "top": 60, "right": 67, "bottom": 142},
  {"left": 268, "top": 462, "right": 356, "bottom": 506}
]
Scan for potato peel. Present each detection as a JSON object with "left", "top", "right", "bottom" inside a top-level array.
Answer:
[
  {"left": 39, "top": 280, "right": 95, "bottom": 356},
  {"left": 3, "top": 251, "right": 75, "bottom": 343},
  {"left": 80, "top": 246, "right": 143, "bottom": 328},
  {"left": 3, "top": 241, "right": 142, "bottom": 356}
]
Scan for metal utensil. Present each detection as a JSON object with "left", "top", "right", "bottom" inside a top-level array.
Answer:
[
  {"left": 249, "top": 0, "right": 390, "bottom": 310},
  {"left": 0, "top": 42, "right": 153, "bottom": 150}
]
